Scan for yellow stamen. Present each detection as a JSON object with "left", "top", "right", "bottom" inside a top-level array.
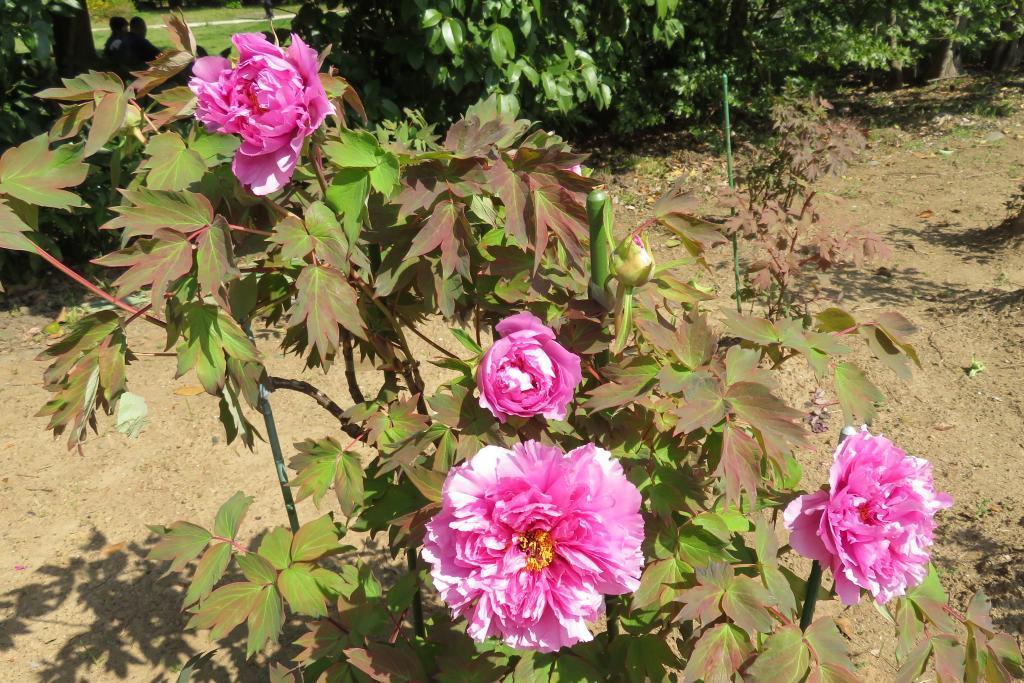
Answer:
[{"left": 518, "top": 529, "right": 555, "bottom": 571}]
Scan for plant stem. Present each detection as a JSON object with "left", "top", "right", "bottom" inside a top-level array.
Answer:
[
  {"left": 407, "top": 544, "right": 426, "bottom": 639},
  {"left": 34, "top": 246, "right": 166, "bottom": 328},
  {"left": 268, "top": 376, "right": 362, "bottom": 439},
  {"left": 340, "top": 331, "right": 365, "bottom": 404},
  {"left": 722, "top": 73, "right": 742, "bottom": 314}
]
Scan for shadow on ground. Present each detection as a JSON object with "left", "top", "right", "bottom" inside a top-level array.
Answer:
[{"left": 1, "top": 531, "right": 266, "bottom": 682}]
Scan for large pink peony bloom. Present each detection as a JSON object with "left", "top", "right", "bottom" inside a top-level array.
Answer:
[
  {"left": 476, "top": 312, "right": 582, "bottom": 423},
  {"left": 784, "top": 428, "right": 952, "bottom": 605},
  {"left": 422, "top": 440, "right": 644, "bottom": 651},
  {"left": 188, "top": 33, "right": 334, "bottom": 195}
]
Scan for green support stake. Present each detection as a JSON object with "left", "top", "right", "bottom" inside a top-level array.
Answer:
[
  {"left": 244, "top": 323, "right": 300, "bottom": 533},
  {"left": 587, "top": 189, "right": 613, "bottom": 367},
  {"left": 722, "top": 73, "right": 742, "bottom": 313},
  {"left": 586, "top": 188, "right": 617, "bottom": 637}
]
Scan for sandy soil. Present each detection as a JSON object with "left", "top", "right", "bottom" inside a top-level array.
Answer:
[{"left": 2, "top": 76, "right": 1023, "bottom": 681}]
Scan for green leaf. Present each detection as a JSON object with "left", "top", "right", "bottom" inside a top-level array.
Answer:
[
  {"left": 631, "top": 557, "right": 687, "bottom": 611},
  {"left": 726, "top": 381, "right": 807, "bottom": 452},
  {"left": 196, "top": 217, "right": 239, "bottom": 307},
  {"left": 683, "top": 623, "right": 751, "bottom": 683},
  {"left": 677, "top": 526, "right": 732, "bottom": 567},
  {"left": 174, "top": 304, "right": 260, "bottom": 394},
  {"left": 93, "top": 229, "right": 194, "bottom": 309},
  {"left": 258, "top": 527, "right": 292, "bottom": 570},
  {"left": 149, "top": 521, "right": 212, "bottom": 574},
  {"left": 675, "top": 314, "right": 718, "bottom": 369},
  {"left": 214, "top": 491, "right": 254, "bottom": 540},
  {"left": 907, "top": 564, "right": 956, "bottom": 632},
  {"left": 115, "top": 391, "right": 148, "bottom": 438},
  {"left": 0, "top": 200, "right": 37, "bottom": 253},
  {"left": 237, "top": 553, "right": 277, "bottom": 585},
  {"left": 402, "top": 465, "right": 445, "bottom": 503},
  {"left": 441, "top": 18, "right": 463, "bottom": 53},
  {"left": 369, "top": 152, "right": 400, "bottom": 196},
  {"left": 289, "top": 265, "right": 366, "bottom": 358},
  {"left": 449, "top": 328, "right": 482, "bottom": 355},
  {"left": 804, "top": 618, "right": 856, "bottom": 671},
  {"left": 0, "top": 135, "right": 88, "bottom": 209},
  {"left": 324, "top": 129, "right": 380, "bottom": 169},
  {"left": 896, "top": 639, "right": 933, "bottom": 683},
  {"left": 278, "top": 564, "right": 328, "bottom": 617},
  {"left": 189, "top": 133, "right": 239, "bottom": 166},
  {"left": 102, "top": 189, "right": 214, "bottom": 240},
  {"left": 748, "top": 625, "right": 810, "bottom": 683},
  {"left": 721, "top": 310, "right": 781, "bottom": 345},
  {"left": 721, "top": 574, "right": 774, "bottom": 633},
  {"left": 289, "top": 437, "right": 364, "bottom": 516},
  {"left": 717, "top": 423, "right": 761, "bottom": 508},
  {"left": 290, "top": 514, "right": 341, "bottom": 562},
  {"left": 184, "top": 541, "right": 232, "bottom": 607},
  {"left": 673, "top": 373, "right": 728, "bottom": 433},
  {"left": 325, "top": 168, "right": 370, "bottom": 242},
  {"left": 186, "top": 581, "right": 262, "bottom": 640},
  {"left": 835, "top": 362, "right": 884, "bottom": 425},
  {"left": 816, "top": 307, "right": 857, "bottom": 333},
  {"left": 142, "top": 132, "right": 205, "bottom": 191},
  {"left": 303, "top": 202, "right": 349, "bottom": 269},
  {"left": 421, "top": 8, "right": 443, "bottom": 28},
  {"left": 83, "top": 89, "right": 128, "bottom": 158},
  {"left": 246, "top": 585, "right": 284, "bottom": 658}
]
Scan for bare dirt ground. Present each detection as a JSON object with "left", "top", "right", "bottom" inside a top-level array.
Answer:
[{"left": 2, "top": 75, "right": 1024, "bottom": 681}]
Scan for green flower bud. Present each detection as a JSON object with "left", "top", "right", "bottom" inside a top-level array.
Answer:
[
  {"left": 611, "top": 233, "right": 655, "bottom": 287},
  {"left": 123, "top": 103, "right": 143, "bottom": 130}
]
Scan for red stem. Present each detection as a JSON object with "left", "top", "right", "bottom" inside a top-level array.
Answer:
[{"left": 33, "top": 246, "right": 166, "bottom": 328}]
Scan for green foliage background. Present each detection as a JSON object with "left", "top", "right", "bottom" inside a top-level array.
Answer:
[{"left": 293, "top": 0, "right": 1024, "bottom": 132}]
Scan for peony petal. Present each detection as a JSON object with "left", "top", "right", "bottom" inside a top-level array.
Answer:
[
  {"left": 784, "top": 490, "right": 833, "bottom": 564},
  {"left": 495, "top": 311, "right": 555, "bottom": 340},
  {"left": 192, "top": 56, "right": 231, "bottom": 82}
]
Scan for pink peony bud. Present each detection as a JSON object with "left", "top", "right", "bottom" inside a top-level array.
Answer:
[
  {"left": 611, "top": 233, "right": 655, "bottom": 286},
  {"left": 784, "top": 428, "right": 952, "bottom": 605},
  {"left": 189, "top": 33, "right": 334, "bottom": 195},
  {"left": 476, "top": 312, "right": 582, "bottom": 423}
]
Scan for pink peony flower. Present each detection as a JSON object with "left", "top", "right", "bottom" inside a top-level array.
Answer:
[
  {"left": 567, "top": 163, "right": 583, "bottom": 176},
  {"left": 188, "top": 33, "right": 334, "bottom": 195},
  {"left": 422, "top": 440, "right": 644, "bottom": 651},
  {"left": 476, "top": 313, "right": 582, "bottom": 423},
  {"left": 784, "top": 428, "right": 952, "bottom": 605}
]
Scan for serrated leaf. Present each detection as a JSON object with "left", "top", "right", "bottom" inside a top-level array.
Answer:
[
  {"left": 278, "top": 564, "right": 328, "bottom": 617},
  {"left": 717, "top": 423, "right": 761, "bottom": 508},
  {"left": 722, "top": 574, "right": 774, "bottom": 633},
  {"left": 835, "top": 361, "right": 883, "bottom": 425},
  {"left": 196, "top": 217, "right": 239, "bottom": 307},
  {"left": 632, "top": 557, "right": 687, "bottom": 611},
  {"left": 721, "top": 310, "right": 780, "bottom": 345},
  {"left": 93, "top": 228, "right": 193, "bottom": 309},
  {"left": 324, "top": 168, "right": 370, "bottom": 243},
  {"left": 335, "top": 449, "right": 364, "bottom": 517},
  {"left": 258, "top": 528, "right": 292, "bottom": 570},
  {"left": 748, "top": 625, "right": 810, "bottom": 683},
  {"left": 214, "top": 491, "right": 253, "bottom": 540},
  {"left": 246, "top": 585, "right": 283, "bottom": 658},
  {"left": 187, "top": 581, "right": 262, "bottom": 640},
  {"left": 674, "top": 373, "right": 728, "bottom": 433},
  {"left": 143, "top": 132, "right": 205, "bottom": 191},
  {"left": 405, "top": 198, "right": 469, "bottom": 280},
  {"left": 531, "top": 183, "right": 587, "bottom": 272},
  {"left": 726, "top": 381, "right": 807, "bottom": 452},
  {"left": 816, "top": 307, "right": 857, "bottom": 333},
  {"left": 237, "top": 553, "right": 277, "bottom": 585},
  {"left": 683, "top": 623, "right": 751, "bottom": 683},
  {"left": 805, "top": 618, "right": 855, "bottom": 671},
  {"left": 0, "top": 200, "right": 37, "bottom": 253},
  {"left": 487, "top": 158, "right": 529, "bottom": 246},
  {"left": 184, "top": 541, "right": 232, "bottom": 607},
  {"left": 402, "top": 465, "right": 445, "bottom": 503},
  {"left": 102, "top": 189, "right": 214, "bottom": 240},
  {"left": 132, "top": 48, "right": 196, "bottom": 97},
  {"left": 290, "top": 514, "right": 340, "bottom": 562},
  {"left": 83, "top": 90, "right": 127, "bottom": 158},
  {"left": 0, "top": 135, "right": 88, "bottom": 209},
  {"left": 37, "top": 70, "right": 124, "bottom": 100},
  {"left": 149, "top": 522, "right": 212, "bottom": 574},
  {"left": 289, "top": 265, "right": 366, "bottom": 359},
  {"left": 174, "top": 304, "right": 260, "bottom": 394}
]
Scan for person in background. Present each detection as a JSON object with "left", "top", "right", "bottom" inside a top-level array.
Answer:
[
  {"left": 263, "top": 0, "right": 274, "bottom": 20},
  {"left": 129, "top": 17, "right": 161, "bottom": 63},
  {"left": 103, "top": 16, "right": 130, "bottom": 62}
]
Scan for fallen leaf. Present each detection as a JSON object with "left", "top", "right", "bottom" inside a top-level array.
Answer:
[
  {"left": 834, "top": 616, "right": 855, "bottom": 639},
  {"left": 917, "top": 209, "right": 933, "bottom": 219},
  {"left": 933, "top": 422, "right": 955, "bottom": 431},
  {"left": 174, "top": 385, "right": 206, "bottom": 396},
  {"left": 103, "top": 542, "right": 126, "bottom": 556}
]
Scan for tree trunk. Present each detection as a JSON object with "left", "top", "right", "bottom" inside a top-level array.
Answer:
[
  {"left": 887, "top": 9, "right": 904, "bottom": 88},
  {"left": 922, "top": 15, "right": 966, "bottom": 81},
  {"left": 50, "top": 2, "right": 97, "bottom": 76},
  {"left": 988, "top": 38, "right": 1024, "bottom": 72}
]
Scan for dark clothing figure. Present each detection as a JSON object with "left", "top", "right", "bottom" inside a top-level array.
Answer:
[
  {"left": 103, "top": 16, "right": 130, "bottom": 62},
  {"left": 129, "top": 17, "right": 160, "bottom": 62},
  {"left": 263, "top": 0, "right": 274, "bottom": 20}
]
